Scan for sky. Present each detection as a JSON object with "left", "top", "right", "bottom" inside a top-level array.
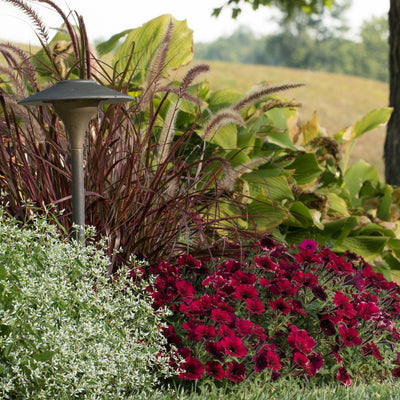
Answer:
[{"left": 0, "top": 0, "right": 390, "bottom": 45}]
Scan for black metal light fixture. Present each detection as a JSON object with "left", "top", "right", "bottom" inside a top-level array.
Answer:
[{"left": 18, "top": 79, "right": 134, "bottom": 241}]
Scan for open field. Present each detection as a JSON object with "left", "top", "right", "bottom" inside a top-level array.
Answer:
[
  {"left": 183, "top": 60, "right": 390, "bottom": 178},
  {"left": 1, "top": 44, "right": 390, "bottom": 178}
]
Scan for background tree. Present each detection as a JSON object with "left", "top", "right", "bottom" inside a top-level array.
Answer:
[
  {"left": 385, "top": 0, "right": 400, "bottom": 185},
  {"left": 195, "top": 10, "right": 388, "bottom": 83}
]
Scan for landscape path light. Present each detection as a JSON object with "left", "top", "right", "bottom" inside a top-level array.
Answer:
[{"left": 18, "top": 79, "right": 134, "bottom": 241}]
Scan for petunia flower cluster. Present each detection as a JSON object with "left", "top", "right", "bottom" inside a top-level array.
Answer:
[{"left": 147, "top": 237, "right": 400, "bottom": 386}]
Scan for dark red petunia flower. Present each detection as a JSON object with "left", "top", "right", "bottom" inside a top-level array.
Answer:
[
  {"left": 295, "top": 249, "right": 321, "bottom": 264},
  {"left": 287, "top": 325, "right": 315, "bottom": 355},
  {"left": 270, "top": 298, "right": 293, "bottom": 315},
  {"left": 356, "top": 301, "right": 380, "bottom": 321},
  {"left": 293, "top": 352, "right": 314, "bottom": 377},
  {"left": 231, "top": 270, "right": 257, "bottom": 285},
  {"left": 259, "top": 276, "right": 270, "bottom": 287},
  {"left": 319, "top": 317, "right": 336, "bottom": 336},
  {"left": 221, "top": 259, "right": 243, "bottom": 275},
  {"left": 290, "top": 299, "right": 308, "bottom": 316},
  {"left": 334, "top": 291, "right": 356, "bottom": 319},
  {"left": 312, "top": 285, "right": 328, "bottom": 301},
  {"left": 292, "top": 271, "right": 319, "bottom": 289},
  {"left": 219, "top": 324, "right": 236, "bottom": 338},
  {"left": 205, "top": 361, "right": 225, "bottom": 380},
  {"left": 246, "top": 298, "right": 265, "bottom": 314},
  {"left": 177, "top": 254, "right": 203, "bottom": 270},
  {"left": 337, "top": 366, "right": 351, "bottom": 386},
  {"left": 361, "top": 341, "right": 384, "bottom": 360},
  {"left": 183, "top": 300, "right": 205, "bottom": 317},
  {"left": 332, "top": 344, "right": 343, "bottom": 364},
  {"left": 393, "top": 367, "right": 400, "bottom": 378},
  {"left": 235, "top": 284, "right": 259, "bottom": 300},
  {"left": 213, "top": 296, "right": 235, "bottom": 313},
  {"left": 211, "top": 308, "right": 232, "bottom": 324},
  {"left": 205, "top": 341, "right": 225, "bottom": 361},
  {"left": 176, "top": 279, "right": 196, "bottom": 302},
  {"left": 253, "top": 324, "right": 267, "bottom": 341},
  {"left": 309, "top": 352, "right": 324, "bottom": 376},
  {"left": 344, "top": 270, "right": 366, "bottom": 291},
  {"left": 235, "top": 318, "right": 254, "bottom": 337},
  {"left": 177, "top": 346, "right": 191, "bottom": 359},
  {"left": 254, "top": 346, "right": 282, "bottom": 372},
  {"left": 220, "top": 335, "right": 247, "bottom": 358},
  {"left": 178, "top": 356, "right": 204, "bottom": 380},
  {"left": 161, "top": 325, "right": 181, "bottom": 347},
  {"left": 194, "top": 324, "right": 217, "bottom": 341},
  {"left": 151, "top": 261, "right": 179, "bottom": 278},
  {"left": 269, "top": 278, "right": 298, "bottom": 297},
  {"left": 298, "top": 239, "right": 318, "bottom": 252},
  {"left": 225, "top": 361, "right": 246, "bottom": 382},
  {"left": 254, "top": 255, "right": 277, "bottom": 272},
  {"left": 202, "top": 273, "right": 225, "bottom": 289},
  {"left": 182, "top": 320, "right": 199, "bottom": 341},
  {"left": 259, "top": 236, "right": 277, "bottom": 251},
  {"left": 328, "top": 254, "right": 354, "bottom": 275},
  {"left": 339, "top": 324, "right": 362, "bottom": 347}
]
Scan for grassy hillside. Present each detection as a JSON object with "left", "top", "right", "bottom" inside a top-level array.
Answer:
[
  {"left": 180, "top": 60, "right": 389, "bottom": 178},
  {"left": 1, "top": 44, "right": 389, "bottom": 178}
]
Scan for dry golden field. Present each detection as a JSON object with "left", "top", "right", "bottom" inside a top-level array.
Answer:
[
  {"left": 184, "top": 60, "right": 390, "bottom": 179},
  {"left": 1, "top": 44, "right": 389, "bottom": 178}
]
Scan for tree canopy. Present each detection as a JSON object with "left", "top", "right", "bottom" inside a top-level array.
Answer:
[{"left": 212, "top": 0, "right": 335, "bottom": 19}]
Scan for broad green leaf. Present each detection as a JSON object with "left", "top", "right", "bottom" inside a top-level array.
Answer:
[
  {"left": 226, "top": 150, "right": 252, "bottom": 168},
  {"left": 371, "top": 265, "right": 392, "bottom": 281},
  {"left": 335, "top": 236, "right": 388, "bottom": 261},
  {"left": 208, "top": 89, "right": 243, "bottom": 112},
  {"left": 210, "top": 125, "right": 237, "bottom": 149},
  {"left": 336, "top": 108, "right": 393, "bottom": 142},
  {"left": 285, "top": 201, "right": 315, "bottom": 228},
  {"left": 96, "top": 29, "right": 132, "bottom": 56},
  {"left": 267, "top": 130, "right": 298, "bottom": 150},
  {"left": 326, "top": 192, "right": 349, "bottom": 217},
  {"left": 237, "top": 127, "right": 256, "bottom": 150},
  {"left": 353, "top": 108, "right": 393, "bottom": 139},
  {"left": 208, "top": 202, "right": 248, "bottom": 232},
  {"left": 377, "top": 185, "right": 393, "bottom": 221},
  {"left": 353, "top": 223, "right": 395, "bottom": 238},
  {"left": 324, "top": 217, "right": 358, "bottom": 245},
  {"left": 344, "top": 161, "right": 380, "bottom": 200},
  {"left": 266, "top": 107, "right": 298, "bottom": 130},
  {"left": 114, "top": 15, "right": 193, "bottom": 81},
  {"left": 243, "top": 171, "right": 293, "bottom": 202},
  {"left": 382, "top": 252, "right": 400, "bottom": 271},
  {"left": 287, "top": 153, "right": 323, "bottom": 185},
  {"left": 247, "top": 199, "right": 288, "bottom": 232}
]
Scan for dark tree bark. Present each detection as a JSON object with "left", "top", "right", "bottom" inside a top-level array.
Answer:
[{"left": 385, "top": 0, "right": 400, "bottom": 185}]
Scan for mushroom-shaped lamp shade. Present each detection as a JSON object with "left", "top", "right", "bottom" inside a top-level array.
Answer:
[
  {"left": 17, "top": 79, "right": 135, "bottom": 241},
  {"left": 18, "top": 79, "right": 134, "bottom": 148}
]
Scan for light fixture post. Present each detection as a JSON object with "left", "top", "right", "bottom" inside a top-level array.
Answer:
[{"left": 18, "top": 80, "right": 134, "bottom": 242}]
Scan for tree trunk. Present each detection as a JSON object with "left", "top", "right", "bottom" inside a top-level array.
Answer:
[{"left": 385, "top": 0, "right": 400, "bottom": 185}]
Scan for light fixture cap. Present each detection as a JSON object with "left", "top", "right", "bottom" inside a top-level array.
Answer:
[{"left": 18, "top": 79, "right": 135, "bottom": 106}]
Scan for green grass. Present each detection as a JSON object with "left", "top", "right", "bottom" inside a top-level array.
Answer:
[
  {"left": 159, "top": 377, "right": 400, "bottom": 400},
  {"left": 174, "top": 60, "right": 389, "bottom": 178}
]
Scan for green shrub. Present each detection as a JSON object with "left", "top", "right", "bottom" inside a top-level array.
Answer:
[{"left": 0, "top": 206, "right": 177, "bottom": 399}]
